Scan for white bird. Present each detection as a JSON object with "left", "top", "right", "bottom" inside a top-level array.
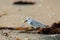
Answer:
[{"left": 24, "top": 17, "right": 47, "bottom": 29}]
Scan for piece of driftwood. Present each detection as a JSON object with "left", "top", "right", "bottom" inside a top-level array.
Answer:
[
  {"left": 0, "top": 27, "right": 15, "bottom": 30},
  {"left": 0, "top": 13, "right": 7, "bottom": 17},
  {"left": 13, "top": 1, "right": 35, "bottom": 5}
]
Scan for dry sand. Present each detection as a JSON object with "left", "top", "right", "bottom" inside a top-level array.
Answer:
[
  {"left": 0, "top": 0, "right": 60, "bottom": 27},
  {"left": 0, "top": 0, "right": 60, "bottom": 40}
]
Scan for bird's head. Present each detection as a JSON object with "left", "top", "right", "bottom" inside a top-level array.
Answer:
[{"left": 24, "top": 17, "right": 30, "bottom": 23}]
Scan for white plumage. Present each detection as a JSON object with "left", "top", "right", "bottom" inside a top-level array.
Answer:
[{"left": 24, "top": 17, "right": 47, "bottom": 29}]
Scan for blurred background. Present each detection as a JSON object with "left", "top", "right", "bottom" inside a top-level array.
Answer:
[{"left": 0, "top": 0, "right": 60, "bottom": 27}]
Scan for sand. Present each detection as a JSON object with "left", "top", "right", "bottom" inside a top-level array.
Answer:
[
  {"left": 0, "top": 0, "right": 60, "bottom": 27},
  {"left": 0, "top": 0, "right": 60, "bottom": 40},
  {"left": 0, "top": 29, "right": 60, "bottom": 40}
]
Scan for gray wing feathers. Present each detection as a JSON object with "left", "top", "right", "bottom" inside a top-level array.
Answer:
[{"left": 30, "top": 20, "right": 46, "bottom": 28}]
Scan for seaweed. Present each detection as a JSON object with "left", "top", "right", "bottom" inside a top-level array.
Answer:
[
  {"left": 0, "top": 27, "right": 15, "bottom": 30},
  {"left": 13, "top": 1, "right": 35, "bottom": 5},
  {"left": 37, "top": 21, "right": 60, "bottom": 34},
  {"left": 0, "top": 21, "right": 60, "bottom": 34}
]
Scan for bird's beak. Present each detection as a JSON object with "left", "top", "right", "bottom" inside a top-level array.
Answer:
[{"left": 24, "top": 20, "right": 27, "bottom": 23}]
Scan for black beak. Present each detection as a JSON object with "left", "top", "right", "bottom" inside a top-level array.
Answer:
[{"left": 24, "top": 20, "right": 27, "bottom": 23}]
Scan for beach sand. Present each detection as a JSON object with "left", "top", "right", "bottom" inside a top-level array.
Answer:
[
  {"left": 0, "top": 0, "right": 60, "bottom": 40},
  {"left": 0, "top": 0, "right": 60, "bottom": 27},
  {"left": 0, "top": 29, "right": 60, "bottom": 40}
]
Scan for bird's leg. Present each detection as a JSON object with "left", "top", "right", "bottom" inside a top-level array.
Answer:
[
  {"left": 29, "top": 27, "right": 32, "bottom": 30},
  {"left": 34, "top": 27, "right": 37, "bottom": 31},
  {"left": 32, "top": 28, "right": 36, "bottom": 31},
  {"left": 40, "top": 28, "right": 42, "bottom": 34},
  {"left": 46, "top": 25, "right": 49, "bottom": 28}
]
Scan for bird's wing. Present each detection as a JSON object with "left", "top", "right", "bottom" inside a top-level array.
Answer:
[
  {"left": 30, "top": 20, "right": 46, "bottom": 27},
  {"left": 30, "top": 20, "right": 41, "bottom": 26}
]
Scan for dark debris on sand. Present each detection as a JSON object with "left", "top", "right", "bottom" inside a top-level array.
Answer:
[
  {"left": 37, "top": 21, "right": 60, "bottom": 34},
  {"left": 13, "top": 1, "right": 35, "bottom": 5},
  {"left": 0, "top": 21, "right": 60, "bottom": 35}
]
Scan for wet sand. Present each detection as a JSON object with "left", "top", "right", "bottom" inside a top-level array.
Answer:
[{"left": 0, "top": 29, "right": 60, "bottom": 40}]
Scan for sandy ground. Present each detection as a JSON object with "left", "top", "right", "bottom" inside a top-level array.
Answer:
[
  {"left": 0, "top": 0, "right": 60, "bottom": 40},
  {"left": 0, "top": 29, "right": 60, "bottom": 40},
  {"left": 0, "top": 0, "right": 60, "bottom": 27}
]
